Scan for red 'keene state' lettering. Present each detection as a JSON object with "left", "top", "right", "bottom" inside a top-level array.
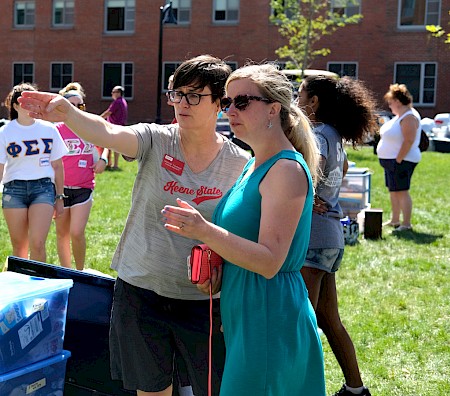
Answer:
[
  {"left": 164, "top": 181, "right": 195, "bottom": 195},
  {"left": 163, "top": 181, "right": 223, "bottom": 205}
]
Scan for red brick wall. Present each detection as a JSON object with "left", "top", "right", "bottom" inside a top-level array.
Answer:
[
  {"left": 0, "top": 0, "right": 448, "bottom": 122},
  {"left": 313, "top": 1, "right": 450, "bottom": 118}
]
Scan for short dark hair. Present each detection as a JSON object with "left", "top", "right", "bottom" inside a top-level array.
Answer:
[
  {"left": 173, "top": 55, "right": 232, "bottom": 102},
  {"left": 5, "top": 82, "right": 38, "bottom": 120}
]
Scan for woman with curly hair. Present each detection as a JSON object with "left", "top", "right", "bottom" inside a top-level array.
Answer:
[{"left": 297, "top": 75, "right": 377, "bottom": 396}]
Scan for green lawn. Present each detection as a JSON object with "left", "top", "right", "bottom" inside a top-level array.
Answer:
[{"left": 1, "top": 147, "right": 449, "bottom": 395}]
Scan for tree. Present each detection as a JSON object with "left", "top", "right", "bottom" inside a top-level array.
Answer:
[
  {"left": 426, "top": 10, "right": 450, "bottom": 44},
  {"left": 270, "top": 0, "right": 362, "bottom": 76}
]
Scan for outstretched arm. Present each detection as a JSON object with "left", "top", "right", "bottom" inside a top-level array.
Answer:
[{"left": 19, "top": 92, "right": 138, "bottom": 158}]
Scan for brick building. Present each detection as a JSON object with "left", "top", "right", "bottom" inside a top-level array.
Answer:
[{"left": 0, "top": 0, "right": 448, "bottom": 123}]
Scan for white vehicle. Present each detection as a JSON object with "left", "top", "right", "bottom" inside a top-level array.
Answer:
[
  {"left": 281, "top": 69, "right": 339, "bottom": 78},
  {"left": 431, "top": 113, "right": 450, "bottom": 138},
  {"left": 421, "top": 117, "right": 435, "bottom": 134}
]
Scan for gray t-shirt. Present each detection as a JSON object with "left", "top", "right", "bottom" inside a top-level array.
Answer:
[
  {"left": 110, "top": 123, "right": 250, "bottom": 299},
  {"left": 308, "top": 123, "right": 345, "bottom": 249}
]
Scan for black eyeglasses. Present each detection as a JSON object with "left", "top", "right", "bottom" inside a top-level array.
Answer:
[
  {"left": 71, "top": 102, "right": 86, "bottom": 111},
  {"left": 167, "top": 90, "right": 214, "bottom": 106},
  {"left": 221, "top": 95, "right": 273, "bottom": 112}
]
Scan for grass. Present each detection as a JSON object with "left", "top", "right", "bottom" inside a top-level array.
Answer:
[
  {"left": 1, "top": 147, "right": 449, "bottom": 395},
  {"left": 0, "top": 163, "right": 137, "bottom": 275}
]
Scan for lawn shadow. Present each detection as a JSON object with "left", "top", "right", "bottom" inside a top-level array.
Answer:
[{"left": 391, "top": 230, "right": 443, "bottom": 244}]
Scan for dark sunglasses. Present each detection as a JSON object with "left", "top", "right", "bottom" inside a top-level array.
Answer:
[
  {"left": 221, "top": 95, "right": 273, "bottom": 112},
  {"left": 71, "top": 102, "right": 86, "bottom": 111}
]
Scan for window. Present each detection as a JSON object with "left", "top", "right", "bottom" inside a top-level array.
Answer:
[
  {"left": 399, "top": 0, "right": 440, "bottom": 27},
  {"left": 213, "top": 0, "right": 239, "bottom": 23},
  {"left": 51, "top": 63, "right": 73, "bottom": 90},
  {"left": 163, "top": 62, "right": 182, "bottom": 92},
  {"left": 331, "top": 0, "right": 361, "bottom": 17},
  {"left": 53, "top": 0, "right": 74, "bottom": 27},
  {"left": 170, "top": 0, "right": 191, "bottom": 24},
  {"left": 225, "top": 62, "right": 238, "bottom": 71},
  {"left": 105, "top": 0, "right": 135, "bottom": 33},
  {"left": 394, "top": 62, "right": 437, "bottom": 105},
  {"left": 271, "top": 0, "right": 296, "bottom": 20},
  {"left": 13, "top": 63, "right": 34, "bottom": 85},
  {"left": 14, "top": 1, "right": 35, "bottom": 28},
  {"left": 328, "top": 62, "right": 358, "bottom": 77},
  {"left": 103, "top": 63, "right": 133, "bottom": 98}
]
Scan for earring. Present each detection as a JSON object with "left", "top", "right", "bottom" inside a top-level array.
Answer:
[
  {"left": 301, "top": 105, "right": 315, "bottom": 118},
  {"left": 267, "top": 119, "right": 273, "bottom": 129}
]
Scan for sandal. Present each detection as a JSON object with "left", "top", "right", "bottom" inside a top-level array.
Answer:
[
  {"left": 382, "top": 221, "right": 400, "bottom": 228},
  {"left": 393, "top": 225, "right": 413, "bottom": 232}
]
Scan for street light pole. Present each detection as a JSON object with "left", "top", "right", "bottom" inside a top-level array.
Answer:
[{"left": 155, "top": 2, "right": 176, "bottom": 124}]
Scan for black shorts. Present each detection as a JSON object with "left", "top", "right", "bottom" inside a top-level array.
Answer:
[
  {"left": 63, "top": 187, "right": 93, "bottom": 208},
  {"left": 109, "top": 278, "right": 225, "bottom": 395},
  {"left": 379, "top": 159, "right": 417, "bottom": 192}
]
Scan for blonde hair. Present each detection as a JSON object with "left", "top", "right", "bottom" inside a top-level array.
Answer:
[
  {"left": 226, "top": 63, "right": 319, "bottom": 185},
  {"left": 384, "top": 83, "right": 413, "bottom": 106},
  {"left": 59, "top": 82, "right": 85, "bottom": 100}
]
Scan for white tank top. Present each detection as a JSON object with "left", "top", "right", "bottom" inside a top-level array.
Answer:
[{"left": 377, "top": 108, "right": 422, "bottom": 163}]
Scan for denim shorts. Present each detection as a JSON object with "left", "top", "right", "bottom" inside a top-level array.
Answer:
[
  {"left": 304, "top": 248, "right": 345, "bottom": 273},
  {"left": 2, "top": 178, "right": 55, "bottom": 209}
]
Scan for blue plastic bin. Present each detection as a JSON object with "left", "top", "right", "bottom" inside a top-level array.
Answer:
[
  {"left": 0, "top": 272, "right": 73, "bottom": 374},
  {"left": 0, "top": 350, "right": 71, "bottom": 395}
]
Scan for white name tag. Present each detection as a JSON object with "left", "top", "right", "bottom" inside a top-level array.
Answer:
[{"left": 39, "top": 157, "right": 50, "bottom": 167}]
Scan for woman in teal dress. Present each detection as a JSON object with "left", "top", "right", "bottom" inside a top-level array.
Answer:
[{"left": 162, "top": 64, "right": 326, "bottom": 395}]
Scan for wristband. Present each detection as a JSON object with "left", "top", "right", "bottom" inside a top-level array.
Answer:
[
  {"left": 55, "top": 194, "right": 67, "bottom": 201},
  {"left": 100, "top": 157, "right": 108, "bottom": 164}
]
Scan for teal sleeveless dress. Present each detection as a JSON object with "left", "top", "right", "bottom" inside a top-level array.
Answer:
[{"left": 213, "top": 150, "right": 325, "bottom": 396}]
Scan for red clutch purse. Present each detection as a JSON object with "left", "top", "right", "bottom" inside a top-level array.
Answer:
[{"left": 188, "top": 244, "right": 223, "bottom": 284}]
